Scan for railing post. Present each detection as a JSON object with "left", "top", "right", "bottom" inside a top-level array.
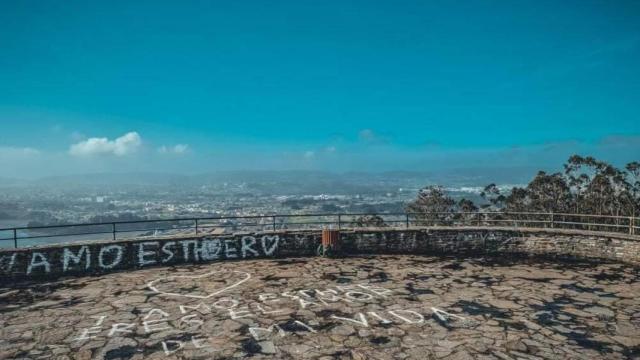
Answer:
[
  {"left": 272, "top": 216, "right": 277, "bottom": 232},
  {"left": 195, "top": 218, "right": 199, "bottom": 235},
  {"left": 630, "top": 217, "right": 634, "bottom": 235},
  {"left": 550, "top": 212, "right": 554, "bottom": 228},
  {"left": 406, "top": 213, "right": 409, "bottom": 228},
  {"left": 337, "top": 214, "right": 341, "bottom": 230},
  {"left": 477, "top": 212, "right": 481, "bottom": 226},
  {"left": 13, "top": 228, "right": 17, "bottom": 248},
  {"left": 112, "top": 223, "right": 116, "bottom": 241}
]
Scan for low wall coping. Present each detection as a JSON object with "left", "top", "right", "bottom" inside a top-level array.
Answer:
[{"left": 2, "top": 226, "right": 638, "bottom": 254}]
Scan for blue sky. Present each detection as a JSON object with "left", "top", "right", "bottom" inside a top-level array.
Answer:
[{"left": 1, "top": 1, "right": 639, "bottom": 178}]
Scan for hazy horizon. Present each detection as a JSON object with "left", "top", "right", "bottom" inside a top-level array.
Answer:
[{"left": 2, "top": 166, "right": 541, "bottom": 185}]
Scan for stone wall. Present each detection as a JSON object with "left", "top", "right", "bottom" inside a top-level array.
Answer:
[
  {"left": 0, "top": 232, "right": 320, "bottom": 283},
  {"left": 1, "top": 227, "right": 638, "bottom": 282},
  {"left": 339, "top": 227, "right": 640, "bottom": 266}
]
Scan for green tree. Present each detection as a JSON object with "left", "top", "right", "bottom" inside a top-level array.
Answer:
[
  {"left": 526, "top": 171, "right": 572, "bottom": 213},
  {"left": 625, "top": 162, "right": 640, "bottom": 217},
  {"left": 454, "top": 198, "right": 479, "bottom": 224},
  {"left": 504, "top": 187, "right": 529, "bottom": 213},
  {"left": 406, "top": 185, "right": 456, "bottom": 225},
  {"left": 457, "top": 198, "right": 478, "bottom": 213},
  {"left": 480, "top": 183, "right": 506, "bottom": 209},
  {"left": 354, "top": 214, "right": 387, "bottom": 227},
  {"left": 564, "top": 155, "right": 595, "bottom": 213}
]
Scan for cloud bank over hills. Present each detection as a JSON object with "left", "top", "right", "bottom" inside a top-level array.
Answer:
[{"left": 2, "top": 127, "right": 639, "bottom": 180}]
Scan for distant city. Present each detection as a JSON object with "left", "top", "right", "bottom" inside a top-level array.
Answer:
[{"left": 0, "top": 170, "right": 526, "bottom": 230}]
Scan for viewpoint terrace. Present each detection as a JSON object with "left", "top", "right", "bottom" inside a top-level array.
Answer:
[{"left": 1, "top": 223, "right": 639, "bottom": 359}]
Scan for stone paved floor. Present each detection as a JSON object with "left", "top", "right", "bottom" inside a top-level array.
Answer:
[{"left": 1, "top": 255, "right": 639, "bottom": 360}]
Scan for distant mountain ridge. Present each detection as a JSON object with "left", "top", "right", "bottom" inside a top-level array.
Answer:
[
  {"left": 0, "top": 177, "right": 24, "bottom": 186},
  {"left": 2, "top": 166, "right": 545, "bottom": 188}
]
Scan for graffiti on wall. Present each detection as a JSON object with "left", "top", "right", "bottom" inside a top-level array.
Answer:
[{"left": 0, "top": 235, "right": 280, "bottom": 278}]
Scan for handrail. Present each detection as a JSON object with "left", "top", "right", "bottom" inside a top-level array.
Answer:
[{"left": 0, "top": 211, "right": 637, "bottom": 248}]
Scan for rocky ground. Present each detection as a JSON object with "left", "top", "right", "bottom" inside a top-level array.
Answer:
[{"left": 1, "top": 255, "right": 639, "bottom": 359}]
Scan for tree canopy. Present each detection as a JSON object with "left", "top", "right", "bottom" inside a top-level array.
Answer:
[{"left": 408, "top": 155, "right": 640, "bottom": 218}]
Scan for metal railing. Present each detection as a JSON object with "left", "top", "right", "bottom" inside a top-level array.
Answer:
[{"left": 0, "top": 211, "right": 637, "bottom": 248}]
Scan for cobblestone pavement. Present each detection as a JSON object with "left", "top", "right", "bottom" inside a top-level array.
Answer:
[{"left": 1, "top": 255, "right": 639, "bottom": 359}]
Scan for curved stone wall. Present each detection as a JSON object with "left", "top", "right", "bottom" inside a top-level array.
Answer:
[
  {"left": 0, "top": 227, "right": 638, "bottom": 282},
  {"left": 340, "top": 227, "right": 640, "bottom": 265}
]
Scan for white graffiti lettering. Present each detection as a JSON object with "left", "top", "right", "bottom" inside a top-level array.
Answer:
[
  {"left": 261, "top": 235, "right": 279, "bottom": 256},
  {"left": 241, "top": 236, "right": 259, "bottom": 257},
  {"left": 161, "top": 241, "right": 176, "bottom": 263},
  {"left": 63, "top": 246, "right": 91, "bottom": 272},
  {"left": 138, "top": 242, "right": 159, "bottom": 267},
  {"left": 26, "top": 252, "right": 50, "bottom": 274},
  {"left": 98, "top": 245, "right": 124, "bottom": 269}
]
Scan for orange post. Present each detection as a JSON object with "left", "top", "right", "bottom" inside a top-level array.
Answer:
[{"left": 321, "top": 229, "right": 341, "bottom": 256}]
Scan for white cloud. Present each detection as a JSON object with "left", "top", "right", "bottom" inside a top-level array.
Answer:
[
  {"left": 0, "top": 146, "right": 40, "bottom": 159},
  {"left": 325, "top": 146, "right": 337, "bottom": 153},
  {"left": 69, "top": 131, "right": 142, "bottom": 157},
  {"left": 158, "top": 144, "right": 190, "bottom": 155},
  {"left": 303, "top": 151, "right": 315, "bottom": 159}
]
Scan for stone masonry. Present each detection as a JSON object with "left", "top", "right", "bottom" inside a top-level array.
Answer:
[{"left": 1, "top": 227, "right": 639, "bottom": 282}]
